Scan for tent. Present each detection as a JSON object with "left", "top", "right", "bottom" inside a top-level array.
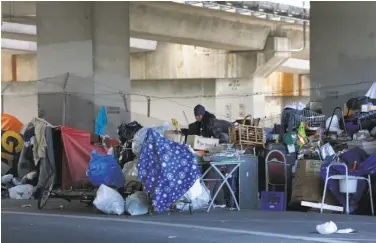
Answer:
[
  {"left": 1, "top": 113, "right": 24, "bottom": 176},
  {"left": 1, "top": 113, "right": 24, "bottom": 133}
]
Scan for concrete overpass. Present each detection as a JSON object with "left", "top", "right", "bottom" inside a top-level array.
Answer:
[
  {"left": 2, "top": 1, "right": 309, "bottom": 55},
  {"left": 1, "top": 1, "right": 310, "bottom": 133}
]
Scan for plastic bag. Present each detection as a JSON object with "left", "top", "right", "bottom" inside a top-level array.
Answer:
[
  {"left": 184, "top": 179, "right": 203, "bottom": 200},
  {"left": 178, "top": 180, "right": 210, "bottom": 210},
  {"left": 87, "top": 150, "right": 125, "bottom": 188},
  {"left": 8, "top": 184, "right": 35, "bottom": 199},
  {"left": 326, "top": 115, "right": 341, "bottom": 134},
  {"left": 132, "top": 126, "right": 167, "bottom": 157},
  {"left": 1, "top": 174, "right": 14, "bottom": 184},
  {"left": 93, "top": 184, "right": 125, "bottom": 215},
  {"left": 123, "top": 159, "right": 139, "bottom": 182},
  {"left": 125, "top": 191, "right": 149, "bottom": 216}
]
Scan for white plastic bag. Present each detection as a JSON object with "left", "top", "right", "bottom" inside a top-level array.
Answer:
[
  {"left": 125, "top": 191, "right": 149, "bottom": 216},
  {"left": 184, "top": 179, "right": 203, "bottom": 200},
  {"left": 1, "top": 174, "right": 14, "bottom": 184},
  {"left": 8, "top": 184, "right": 35, "bottom": 199},
  {"left": 178, "top": 180, "right": 210, "bottom": 210},
  {"left": 316, "top": 221, "right": 338, "bottom": 235},
  {"left": 93, "top": 185, "right": 125, "bottom": 215},
  {"left": 325, "top": 115, "right": 341, "bottom": 134},
  {"left": 316, "top": 221, "right": 355, "bottom": 235}
]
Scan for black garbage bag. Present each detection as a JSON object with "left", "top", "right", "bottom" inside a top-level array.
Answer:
[
  {"left": 117, "top": 121, "right": 143, "bottom": 144},
  {"left": 117, "top": 121, "right": 143, "bottom": 167}
]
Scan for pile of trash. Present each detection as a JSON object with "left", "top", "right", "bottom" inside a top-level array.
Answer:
[
  {"left": 89, "top": 120, "right": 210, "bottom": 216},
  {"left": 2, "top": 172, "right": 38, "bottom": 200}
]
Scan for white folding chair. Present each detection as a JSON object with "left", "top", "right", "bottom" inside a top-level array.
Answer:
[{"left": 321, "top": 162, "right": 374, "bottom": 215}]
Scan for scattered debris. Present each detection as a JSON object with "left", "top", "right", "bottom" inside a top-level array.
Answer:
[
  {"left": 58, "top": 205, "right": 64, "bottom": 209},
  {"left": 316, "top": 221, "right": 356, "bottom": 235},
  {"left": 168, "top": 236, "right": 177, "bottom": 239},
  {"left": 21, "top": 204, "right": 32, "bottom": 208}
]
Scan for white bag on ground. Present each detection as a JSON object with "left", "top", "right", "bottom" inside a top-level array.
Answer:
[
  {"left": 93, "top": 184, "right": 125, "bottom": 215},
  {"left": 184, "top": 179, "right": 203, "bottom": 200},
  {"left": 125, "top": 191, "right": 149, "bottom": 216},
  {"left": 316, "top": 221, "right": 338, "bottom": 235},
  {"left": 178, "top": 180, "right": 210, "bottom": 210},
  {"left": 8, "top": 184, "right": 35, "bottom": 199}
]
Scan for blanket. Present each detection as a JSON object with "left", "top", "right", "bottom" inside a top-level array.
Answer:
[{"left": 137, "top": 129, "right": 201, "bottom": 212}]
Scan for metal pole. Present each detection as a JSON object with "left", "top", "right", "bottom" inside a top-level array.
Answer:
[
  {"left": 62, "top": 72, "right": 70, "bottom": 126},
  {"left": 119, "top": 92, "right": 129, "bottom": 112},
  {"left": 147, "top": 96, "right": 151, "bottom": 117}
]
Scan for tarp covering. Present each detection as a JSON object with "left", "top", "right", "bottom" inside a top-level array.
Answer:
[
  {"left": 60, "top": 126, "right": 118, "bottom": 189},
  {"left": 137, "top": 128, "right": 201, "bottom": 212},
  {"left": 1, "top": 113, "right": 23, "bottom": 133},
  {"left": 1, "top": 114, "right": 24, "bottom": 175},
  {"left": 320, "top": 148, "right": 376, "bottom": 213}
]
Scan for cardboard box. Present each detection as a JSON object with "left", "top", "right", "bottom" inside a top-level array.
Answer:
[
  {"left": 290, "top": 160, "right": 337, "bottom": 207},
  {"left": 186, "top": 135, "right": 219, "bottom": 151},
  {"left": 290, "top": 160, "right": 323, "bottom": 204}
]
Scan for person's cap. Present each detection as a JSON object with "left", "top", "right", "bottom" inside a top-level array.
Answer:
[{"left": 194, "top": 104, "right": 206, "bottom": 116}]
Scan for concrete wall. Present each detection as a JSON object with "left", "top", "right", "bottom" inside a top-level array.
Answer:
[
  {"left": 3, "top": 75, "right": 311, "bottom": 128},
  {"left": 310, "top": 2, "right": 376, "bottom": 115},
  {"left": 1, "top": 81, "right": 38, "bottom": 124},
  {"left": 131, "top": 42, "right": 257, "bottom": 79},
  {"left": 1, "top": 80, "right": 168, "bottom": 128},
  {"left": 131, "top": 79, "right": 216, "bottom": 126}
]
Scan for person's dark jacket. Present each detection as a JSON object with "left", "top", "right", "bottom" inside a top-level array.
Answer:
[
  {"left": 188, "top": 111, "right": 231, "bottom": 141},
  {"left": 200, "top": 111, "right": 216, "bottom": 137}
]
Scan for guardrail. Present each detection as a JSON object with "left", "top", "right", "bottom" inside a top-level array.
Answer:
[{"left": 183, "top": 1, "right": 309, "bottom": 25}]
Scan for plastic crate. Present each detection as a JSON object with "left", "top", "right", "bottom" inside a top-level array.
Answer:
[{"left": 260, "top": 191, "right": 286, "bottom": 211}]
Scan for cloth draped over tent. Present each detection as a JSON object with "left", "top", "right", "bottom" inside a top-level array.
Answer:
[{"left": 137, "top": 129, "right": 201, "bottom": 212}]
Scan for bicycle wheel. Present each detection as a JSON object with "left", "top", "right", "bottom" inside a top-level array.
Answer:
[{"left": 37, "top": 175, "right": 55, "bottom": 210}]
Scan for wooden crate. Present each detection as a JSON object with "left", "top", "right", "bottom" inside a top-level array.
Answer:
[{"left": 229, "top": 124, "right": 265, "bottom": 148}]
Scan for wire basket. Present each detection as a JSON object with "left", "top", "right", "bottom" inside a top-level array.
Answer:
[
  {"left": 229, "top": 115, "right": 265, "bottom": 148},
  {"left": 297, "top": 110, "right": 326, "bottom": 129}
]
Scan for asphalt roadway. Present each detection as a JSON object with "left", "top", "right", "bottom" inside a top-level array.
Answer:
[{"left": 2, "top": 199, "right": 376, "bottom": 243}]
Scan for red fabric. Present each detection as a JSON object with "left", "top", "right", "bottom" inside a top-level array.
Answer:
[{"left": 60, "top": 126, "right": 118, "bottom": 189}]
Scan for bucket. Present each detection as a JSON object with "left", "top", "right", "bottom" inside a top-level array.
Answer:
[{"left": 339, "top": 178, "right": 358, "bottom": 193}]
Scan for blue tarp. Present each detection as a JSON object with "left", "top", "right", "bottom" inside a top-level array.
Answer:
[
  {"left": 137, "top": 129, "right": 201, "bottom": 212},
  {"left": 95, "top": 106, "right": 107, "bottom": 135}
]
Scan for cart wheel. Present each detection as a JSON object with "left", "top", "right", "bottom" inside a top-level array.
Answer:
[{"left": 37, "top": 175, "right": 54, "bottom": 210}]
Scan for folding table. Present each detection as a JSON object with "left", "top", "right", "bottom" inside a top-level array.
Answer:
[{"left": 200, "top": 160, "right": 245, "bottom": 212}]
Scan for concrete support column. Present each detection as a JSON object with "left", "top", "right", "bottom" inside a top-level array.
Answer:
[{"left": 36, "top": 2, "right": 130, "bottom": 136}]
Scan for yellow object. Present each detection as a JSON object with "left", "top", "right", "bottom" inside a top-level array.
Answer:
[
  {"left": 297, "top": 122, "right": 307, "bottom": 147},
  {"left": 171, "top": 118, "right": 179, "bottom": 130}
]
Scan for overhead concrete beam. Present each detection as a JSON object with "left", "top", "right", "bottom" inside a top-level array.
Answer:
[
  {"left": 277, "top": 58, "right": 309, "bottom": 74},
  {"left": 2, "top": 38, "right": 36, "bottom": 52},
  {"left": 253, "top": 37, "right": 290, "bottom": 78},
  {"left": 1, "top": 22, "right": 158, "bottom": 52},
  {"left": 129, "top": 1, "right": 273, "bottom": 50},
  {"left": 2, "top": 1, "right": 309, "bottom": 52}
]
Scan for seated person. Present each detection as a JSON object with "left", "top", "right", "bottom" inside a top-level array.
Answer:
[{"left": 191, "top": 104, "right": 231, "bottom": 143}]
